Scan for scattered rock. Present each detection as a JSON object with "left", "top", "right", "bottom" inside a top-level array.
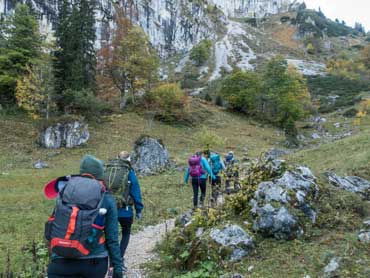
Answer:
[
  {"left": 363, "top": 219, "right": 370, "bottom": 227},
  {"left": 324, "top": 257, "right": 340, "bottom": 277},
  {"left": 210, "top": 224, "right": 254, "bottom": 261},
  {"left": 38, "top": 121, "right": 89, "bottom": 149},
  {"left": 196, "top": 227, "right": 204, "bottom": 238},
  {"left": 233, "top": 273, "right": 243, "bottom": 278},
  {"left": 311, "top": 133, "right": 321, "bottom": 139},
  {"left": 33, "top": 160, "right": 48, "bottom": 169},
  {"left": 358, "top": 230, "right": 370, "bottom": 243},
  {"left": 175, "top": 211, "right": 192, "bottom": 227},
  {"left": 130, "top": 136, "right": 171, "bottom": 175},
  {"left": 250, "top": 166, "right": 318, "bottom": 240},
  {"left": 313, "top": 116, "right": 327, "bottom": 123},
  {"left": 265, "top": 148, "right": 290, "bottom": 160},
  {"left": 333, "top": 122, "right": 341, "bottom": 128},
  {"left": 326, "top": 173, "right": 370, "bottom": 200}
]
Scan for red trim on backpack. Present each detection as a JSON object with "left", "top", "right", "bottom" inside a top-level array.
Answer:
[
  {"left": 65, "top": 207, "right": 79, "bottom": 240},
  {"left": 99, "top": 235, "right": 106, "bottom": 244},
  {"left": 50, "top": 238, "right": 90, "bottom": 256},
  {"left": 92, "top": 224, "right": 105, "bottom": 230},
  {"left": 48, "top": 216, "right": 55, "bottom": 221}
]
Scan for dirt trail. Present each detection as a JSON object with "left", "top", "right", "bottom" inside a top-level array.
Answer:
[{"left": 124, "top": 219, "right": 175, "bottom": 278}]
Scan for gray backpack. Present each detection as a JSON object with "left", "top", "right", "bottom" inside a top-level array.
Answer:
[
  {"left": 45, "top": 176, "right": 105, "bottom": 258},
  {"left": 104, "top": 159, "right": 133, "bottom": 208}
]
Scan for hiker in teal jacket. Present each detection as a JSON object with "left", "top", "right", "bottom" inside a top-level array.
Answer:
[
  {"left": 209, "top": 152, "right": 226, "bottom": 205},
  {"left": 47, "top": 155, "right": 123, "bottom": 278},
  {"left": 184, "top": 151, "right": 215, "bottom": 208}
]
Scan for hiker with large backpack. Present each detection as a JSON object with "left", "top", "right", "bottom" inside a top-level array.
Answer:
[
  {"left": 224, "top": 151, "right": 241, "bottom": 194},
  {"left": 104, "top": 151, "right": 143, "bottom": 272},
  {"left": 184, "top": 151, "right": 216, "bottom": 208},
  {"left": 208, "top": 152, "right": 226, "bottom": 205},
  {"left": 44, "top": 155, "right": 123, "bottom": 278}
]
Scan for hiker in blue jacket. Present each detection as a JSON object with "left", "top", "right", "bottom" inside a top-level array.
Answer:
[
  {"left": 184, "top": 151, "right": 216, "bottom": 208},
  {"left": 46, "top": 155, "right": 123, "bottom": 278},
  {"left": 116, "top": 151, "right": 144, "bottom": 271}
]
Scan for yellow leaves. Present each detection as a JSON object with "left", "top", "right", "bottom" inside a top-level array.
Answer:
[
  {"left": 15, "top": 66, "right": 45, "bottom": 119},
  {"left": 354, "top": 99, "right": 370, "bottom": 126}
]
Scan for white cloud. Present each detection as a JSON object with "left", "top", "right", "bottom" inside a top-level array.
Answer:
[{"left": 302, "top": 0, "right": 370, "bottom": 31}]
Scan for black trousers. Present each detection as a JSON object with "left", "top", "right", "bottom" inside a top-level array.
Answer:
[
  {"left": 118, "top": 217, "right": 133, "bottom": 258},
  {"left": 47, "top": 257, "right": 108, "bottom": 278},
  {"left": 192, "top": 178, "right": 207, "bottom": 207},
  {"left": 211, "top": 175, "right": 221, "bottom": 203}
]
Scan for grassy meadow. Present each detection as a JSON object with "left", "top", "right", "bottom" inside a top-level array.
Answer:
[{"left": 0, "top": 101, "right": 280, "bottom": 273}]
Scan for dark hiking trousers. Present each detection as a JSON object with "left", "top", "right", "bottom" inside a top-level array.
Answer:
[
  {"left": 211, "top": 175, "right": 221, "bottom": 204},
  {"left": 192, "top": 178, "right": 207, "bottom": 207},
  {"left": 118, "top": 216, "right": 134, "bottom": 258},
  {"left": 47, "top": 257, "right": 108, "bottom": 278}
]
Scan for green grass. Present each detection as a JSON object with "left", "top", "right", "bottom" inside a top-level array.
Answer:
[
  {"left": 0, "top": 101, "right": 280, "bottom": 273},
  {"left": 288, "top": 119, "right": 370, "bottom": 178},
  {"left": 146, "top": 114, "right": 370, "bottom": 278}
]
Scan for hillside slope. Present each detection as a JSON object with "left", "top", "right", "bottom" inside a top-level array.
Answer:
[{"left": 0, "top": 101, "right": 281, "bottom": 273}]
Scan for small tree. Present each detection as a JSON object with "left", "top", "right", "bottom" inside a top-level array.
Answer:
[
  {"left": 190, "top": 40, "right": 212, "bottom": 66},
  {"left": 261, "top": 56, "right": 311, "bottom": 134},
  {"left": 107, "top": 7, "right": 159, "bottom": 107},
  {"left": 15, "top": 52, "right": 55, "bottom": 119},
  {"left": 144, "top": 83, "right": 188, "bottom": 123},
  {"left": 220, "top": 70, "right": 261, "bottom": 114}
]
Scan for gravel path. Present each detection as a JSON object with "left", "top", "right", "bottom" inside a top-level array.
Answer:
[{"left": 124, "top": 219, "right": 175, "bottom": 278}]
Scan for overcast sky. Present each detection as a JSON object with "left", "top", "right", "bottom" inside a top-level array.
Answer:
[{"left": 302, "top": 0, "right": 370, "bottom": 31}]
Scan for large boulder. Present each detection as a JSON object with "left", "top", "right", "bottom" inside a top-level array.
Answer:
[
  {"left": 250, "top": 166, "right": 318, "bottom": 240},
  {"left": 326, "top": 173, "right": 370, "bottom": 200},
  {"left": 130, "top": 136, "right": 171, "bottom": 175},
  {"left": 39, "top": 121, "right": 89, "bottom": 149},
  {"left": 210, "top": 225, "right": 254, "bottom": 261}
]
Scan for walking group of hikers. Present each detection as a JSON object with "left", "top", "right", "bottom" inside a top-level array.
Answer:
[
  {"left": 42, "top": 149, "right": 239, "bottom": 277},
  {"left": 44, "top": 152, "right": 143, "bottom": 278},
  {"left": 184, "top": 149, "right": 240, "bottom": 209}
]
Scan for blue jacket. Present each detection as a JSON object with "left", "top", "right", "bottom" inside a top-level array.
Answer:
[
  {"left": 118, "top": 170, "right": 144, "bottom": 218},
  {"left": 184, "top": 156, "right": 215, "bottom": 183},
  {"left": 52, "top": 193, "right": 122, "bottom": 273}
]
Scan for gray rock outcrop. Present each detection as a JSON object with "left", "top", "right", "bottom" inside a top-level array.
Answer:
[
  {"left": 250, "top": 166, "right": 318, "bottom": 240},
  {"left": 131, "top": 136, "right": 170, "bottom": 175},
  {"left": 326, "top": 173, "right": 370, "bottom": 200},
  {"left": 38, "top": 121, "right": 89, "bottom": 149},
  {"left": 210, "top": 225, "right": 254, "bottom": 261}
]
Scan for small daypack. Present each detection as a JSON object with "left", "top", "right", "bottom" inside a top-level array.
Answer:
[
  {"left": 45, "top": 176, "right": 105, "bottom": 258},
  {"left": 210, "top": 154, "right": 222, "bottom": 175},
  {"left": 188, "top": 155, "right": 205, "bottom": 177},
  {"left": 103, "top": 159, "right": 133, "bottom": 208}
]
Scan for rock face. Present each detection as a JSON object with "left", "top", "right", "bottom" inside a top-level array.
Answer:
[
  {"left": 250, "top": 166, "right": 318, "bottom": 240},
  {"left": 130, "top": 136, "right": 170, "bottom": 175},
  {"left": 39, "top": 121, "right": 90, "bottom": 149},
  {"left": 210, "top": 224, "right": 254, "bottom": 261},
  {"left": 212, "top": 0, "right": 293, "bottom": 18},
  {"left": 0, "top": 0, "right": 293, "bottom": 56},
  {"left": 326, "top": 173, "right": 370, "bottom": 200}
]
